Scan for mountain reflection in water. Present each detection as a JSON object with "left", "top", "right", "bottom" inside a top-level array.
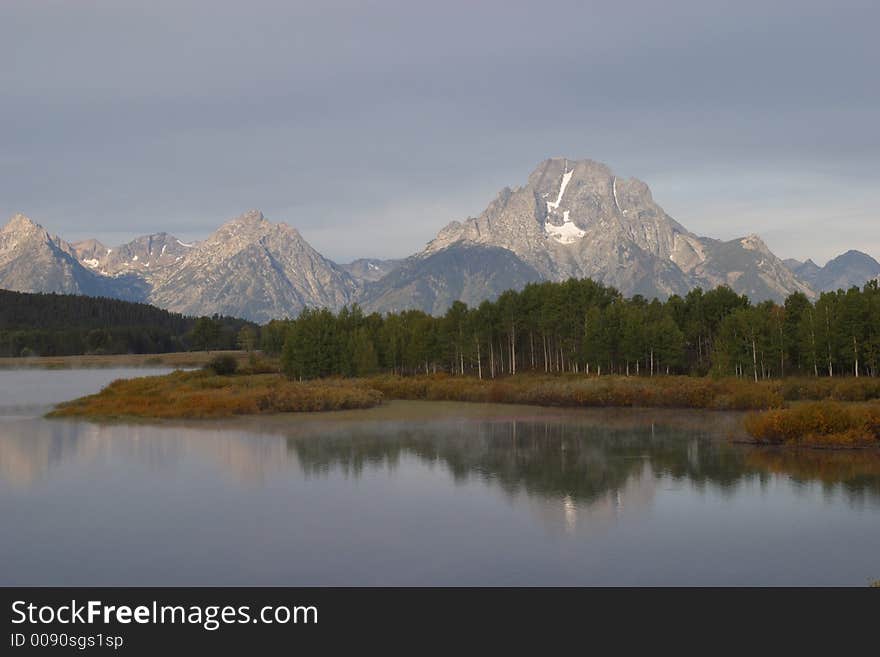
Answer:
[
  {"left": 5, "top": 371, "right": 880, "bottom": 585},
  {"left": 3, "top": 403, "right": 879, "bottom": 512}
]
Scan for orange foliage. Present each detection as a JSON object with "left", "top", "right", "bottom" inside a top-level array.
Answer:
[
  {"left": 744, "top": 402, "right": 880, "bottom": 448},
  {"left": 359, "top": 374, "right": 785, "bottom": 410},
  {"left": 48, "top": 369, "right": 880, "bottom": 427},
  {"left": 48, "top": 370, "right": 382, "bottom": 419}
]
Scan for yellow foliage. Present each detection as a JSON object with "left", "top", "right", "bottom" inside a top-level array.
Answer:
[
  {"left": 48, "top": 370, "right": 382, "bottom": 419},
  {"left": 744, "top": 402, "right": 880, "bottom": 448},
  {"left": 358, "top": 374, "right": 785, "bottom": 411},
  {"left": 47, "top": 370, "right": 880, "bottom": 434}
]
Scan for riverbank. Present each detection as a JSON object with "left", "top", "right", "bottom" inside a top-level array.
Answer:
[
  {"left": 48, "top": 370, "right": 381, "bottom": 419},
  {"left": 45, "top": 368, "right": 880, "bottom": 422}
]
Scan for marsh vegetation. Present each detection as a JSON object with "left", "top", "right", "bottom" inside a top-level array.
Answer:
[{"left": 47, "top": 369, "right": 880, "bottom": 437}]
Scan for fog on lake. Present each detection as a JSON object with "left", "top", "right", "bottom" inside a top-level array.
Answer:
[{"left": 1, "top": 369, "right": 878, "bottom": 585}]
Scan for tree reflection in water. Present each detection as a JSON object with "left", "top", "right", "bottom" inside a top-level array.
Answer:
[{"left": 2, "top": 403, "right": 879, "bottom": 510}]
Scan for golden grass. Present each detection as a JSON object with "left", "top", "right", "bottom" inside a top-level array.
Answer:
[
  {"left": 44, "top": 369, "right": 880, "bottom": 430},
  {"left": 356, "top": 374, "right": 786, "bottom": 411},
  {"left": 48, "top": 370, "right": 381, "bottom": 419},
  {"left": 744, "top": 401, "right": 880, "bottom": 448},
  {"left": 777, "top": 377, "right": 880, "bottom": 402}
]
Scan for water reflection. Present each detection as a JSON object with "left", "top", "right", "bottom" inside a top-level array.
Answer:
[
  {"left": 0, "top": 417, "right": 297, "bottom": 487},
  {"left": 3, "top": 405, "right": 879, "bottom": 508},
  {"left": 3, "top": 396, "right": 880, "bottom": 585},
  {"left": 0, "top": 370, "right": 880, "bottom": 586}
]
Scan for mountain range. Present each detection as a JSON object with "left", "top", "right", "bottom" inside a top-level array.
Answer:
[
  {"left": 784, "top": 251, "right": 880, "bottom": 294},
  {"left": 2, "top": 158, "right": 877, "bottom": 321}
]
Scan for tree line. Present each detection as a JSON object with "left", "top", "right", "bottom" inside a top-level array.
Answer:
[
  {"left": 263, "top": 279, "right": 880, "bottom": 381},
  {"left": 0, "top": 290, "right": 254, "bottom": 357},
  {"left": 4, "top": 279, "right": 879, "bottom": 376}
]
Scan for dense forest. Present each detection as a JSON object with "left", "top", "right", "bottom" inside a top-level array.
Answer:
[
  {"left": 4, "top": 279, "right": 880, "bottom": 376},
  {"left": 263, "top": 279, "right": 880, "bottom": 381},
  {"left": 0, "top": 290, "right": 255, "bottom": 356}
]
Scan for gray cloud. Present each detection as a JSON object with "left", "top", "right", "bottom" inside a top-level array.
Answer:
[{"left": 1, "top": 0, "right": 877, "bottom": 263}]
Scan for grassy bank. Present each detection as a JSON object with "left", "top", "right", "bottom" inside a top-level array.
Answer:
[
  {"left": 359, "top": 373, "right": 880, "bottom": 410},
  {"left": 744, "top": 402, "right": 880, "bottom": 449},
  {"left": 48, "top": 370, "right": 380, "bottom": 419},
  {"left": 44, "top": 368, "right": 880, "bottom": 434},
  {"left": 357, "top": 374, "right": 788, "bottom": 410}
]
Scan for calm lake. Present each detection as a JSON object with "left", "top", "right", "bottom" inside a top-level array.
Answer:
[{"left": 1, "top": 368, "right": 879, "bottom": 586}]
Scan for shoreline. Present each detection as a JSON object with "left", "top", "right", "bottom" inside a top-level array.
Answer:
[
  {"left": 730, "top": 438, "right": 880, "bottom": 451},
  {"left": 39, "top": 367, "right": 880, "bottom": 451},
  {"left": 45, "top": 369, "right": 785, "bottom": 421}
]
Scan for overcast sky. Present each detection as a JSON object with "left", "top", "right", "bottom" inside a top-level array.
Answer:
[{"left": 2, "top": 0, "right": 877, "bottom": 264}]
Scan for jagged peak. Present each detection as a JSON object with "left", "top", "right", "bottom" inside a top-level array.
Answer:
[
  {"left": 530, "top": 157, "right": 613, "bottom": 181},
  {"left": 123, "top": 232, "right": 184, "bottom": 246},
  {"left": 538, "top": 156, "right": 609, "bottom": 169},
  {"left": 739, "top": 234, "right": 771, "bottom": 252},
  {"left": 2, "top": 213, "right": 41, "bottom": 233},
  {"left": 528, "top": 158, "right": 654, "bottom": 208},
  {"left": 232, "top": 209, "right": 266, "bottom": 225},
  {"left": 191, "top": 210, "right": 310, "bottom": 259},
  {"left": 211, "top": 209, "right": 271, "bottom": 239}
]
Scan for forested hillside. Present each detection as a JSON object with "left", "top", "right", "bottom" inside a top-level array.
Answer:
[
  {"left": 0, "top": 290, "right": 253, "bottom": 356},
  {"left": 6, "top": 278, "right": 879, "bottom": 376},
  {"left": 264, "top": 279, "right": 880, "bottom": 381}
]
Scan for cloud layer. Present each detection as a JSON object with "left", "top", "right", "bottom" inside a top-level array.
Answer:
[{"left": 2, "top": 0, "right": 877, "bottom": 263}]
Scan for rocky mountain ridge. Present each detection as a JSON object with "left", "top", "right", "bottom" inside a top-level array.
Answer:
[
  {"left": 785, "top": 250, "right": 880, "bottom": 293},
  {"left": 146, "top": 210, "right": 357, "bottom": 323},
  {"left": 372, "top": 158, "right": 817, "bottom": 310},
  {"left": 2, "top": 158, "right": 876, "bottom": 320},
  {"left": 0, "top": 214, "right": 148, "bottom": 301},
  {"left": 71, "top": 232, "right": 195, "bottom": 282}
]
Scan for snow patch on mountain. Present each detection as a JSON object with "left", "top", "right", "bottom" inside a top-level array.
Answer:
[
  {"left": 545, "top": 216, "right": 586, "bottom": 244},
  {"left": 612, "top": 177, "right": 623, "bottom": 213},
  {"left": 546, "top": 169, "right": 573, "bottom": 212}
]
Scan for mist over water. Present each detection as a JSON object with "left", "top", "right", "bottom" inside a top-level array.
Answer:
[{"left": 1, "top": 370, "right": 878, "bottom": 586}]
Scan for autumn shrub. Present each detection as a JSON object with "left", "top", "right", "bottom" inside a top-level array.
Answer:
[
  {"left": 709, "top": 382, "right": 784, "bottom": 411},
  {"left": 206, "top": 354, "right": 238, "bottom": 376},
  {"left": 779, "top": 379, "right": 827, "bottom": 402},
  {"left": 49, "top": 367, "right": 880, "bottom": 424},
  {"left": 829, "top": 378, "right": 880, "bottom": 402},
  {"left": 320, "top": 373, "right": 880, "bottom": 412},
  {"left": 775, "top": 377, "right": 880, "bottom": 403},
  {"left": 360, "top": 374, "right": 785, "bottom": 410},
  {"left": 49, "top": 370, "right": 382, "bottom": 419},
  {"left": 654, "top": 378, "right": 715, "bottom": 408},
  {"left": 744, "top": 402, "right": 880, "bottom": 448}
]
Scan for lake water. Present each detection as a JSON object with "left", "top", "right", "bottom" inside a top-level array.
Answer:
[{"left": 1, "top": 368, "right": 879, "bottom": 586}]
